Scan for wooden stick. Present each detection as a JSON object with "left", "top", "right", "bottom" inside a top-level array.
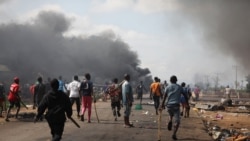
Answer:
[
  {"left": 94, "top": 102, "right": 100, "bottom": 123},
  {"left": 158, "top": 109, "right": 162, "bottom": 141}
]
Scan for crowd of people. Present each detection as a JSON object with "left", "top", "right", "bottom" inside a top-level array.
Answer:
[{"left": 0, "top": 73, "right": 204, "bottom": 141}]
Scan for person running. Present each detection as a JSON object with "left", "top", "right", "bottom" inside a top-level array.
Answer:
[
  {"left": 136, "top": 81, "right": 147, "bottom": 105},
  {"left": 79, "top": 73, "right": 94, "bottom": 123},
  {"left": 122, "top": 74, "right": 134, "bottom": 128},
  {"left": 150, "top": 77, "right": 162, "bottom": 115},
  {"left": 34, "top": 78, "right": 72, "bottom": 141},
  {"left": 67, "top": 75, "right": 81, "bottom": 118},
  {"left": 106, "top": 78, "right": 122, "bottom": 121},
  {"left": 5, "top": 77, "right": 21, "bottom": 122},
  {"left": 180, "top": 82, "right": 190, "bottom": 118},
  {"left": 160, "top": 75, "right": 188, "bottom": 140},
  {"left": 34, "top": 77, "right": 46, "bottom": 107},
  {"left": 0, "top": 82, "right": 6, "bottom": 117}
]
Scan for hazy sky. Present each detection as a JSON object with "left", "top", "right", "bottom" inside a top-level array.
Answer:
[{"left": 1, "top": 0, "right": 249, "bottom": 87}]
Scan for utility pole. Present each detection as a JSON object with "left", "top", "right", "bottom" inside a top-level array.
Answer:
[{"left": 213, "top": 73, "right": 221, "bottom": 93}]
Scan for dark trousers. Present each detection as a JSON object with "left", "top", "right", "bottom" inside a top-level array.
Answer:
[
  {"left": 111, "top": 101, "right": 121, "bottom": 111},
  {"left": 48, "top": 121, "right": 65, "bottom": 141},
  {"left": 70, "top": 97, "right": 80, "bottom": 115},
  {"left": 153, "top": 95, "right": 160, "bottom": 110}
]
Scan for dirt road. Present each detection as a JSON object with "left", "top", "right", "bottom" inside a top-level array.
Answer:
[{"left": 0, "top": 97, "right": 212, "bottom": 141}]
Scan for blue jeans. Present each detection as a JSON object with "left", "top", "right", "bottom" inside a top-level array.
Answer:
[{"left": 124, "top": 104, "right": 131, "bottom": 117}]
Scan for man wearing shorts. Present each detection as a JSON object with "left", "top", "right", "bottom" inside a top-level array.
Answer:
[
  {"left": 160, "top": 75, "right": 187, "bottom": 140},
  {"left": 6, "top": 77, "right": 21, "bottom": 122}
]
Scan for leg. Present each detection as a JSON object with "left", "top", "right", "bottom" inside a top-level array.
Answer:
[
  {"left": 112, "top": 102, "right": 117, "bottom": 117},
  {"left": 5, "top": 102, "right": 14, "bottom": 121},
  {"left": 87, "top": 96, "right": 92, "bottom": 122},
  {"left": 153, "top": 96, "right": 160, "bottom": 115},
  {"left": 15, "top": 102, "right": 21, "bottom": 118},
  {"left": 139, "top": 93, "right": 142, "bottom": 105},
  {"left": 48, "top": 121, "right": 64, "bottom": 141},
  {"left": 81, "top": 96, "right": 87, "bottom": 121},
  {"left": 167, "top": 107, "right": 174, "bottom": 131},
  {"left": 172, "top": 106, "right": 181, "bottom": 140},
  {"left": 76, "top": 97, "right": 81, "bottom": 117},
  {"left": 117, "top": 102, "right": 121, "bottom": 117},
  {"left": 124, "top": 104, "right": 133, "bottom": 127}
]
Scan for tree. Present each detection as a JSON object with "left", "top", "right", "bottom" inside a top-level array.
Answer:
[{"left": 245, "top": 74, "right": 250, "bottom": 92}]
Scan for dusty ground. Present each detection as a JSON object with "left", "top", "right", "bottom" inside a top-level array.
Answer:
[{"left": 0, "top": 94, "right": 249, "bottom": 141}]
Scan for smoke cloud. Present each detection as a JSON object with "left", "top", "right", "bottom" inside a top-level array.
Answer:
[
  {"left": 174, "top": 0, "right": 250, "bottom": 72},
  {"left": 0, "top": 10, "right": 152, "bottom": 85}
]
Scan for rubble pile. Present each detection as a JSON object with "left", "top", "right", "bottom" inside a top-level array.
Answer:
[{"left": 194, "top": 101, "right": 250, "bottom": 141}]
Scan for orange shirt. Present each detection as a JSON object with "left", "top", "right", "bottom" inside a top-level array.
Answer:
[{"left": 150, "top": 82, "right": 161, "bottom": 96}]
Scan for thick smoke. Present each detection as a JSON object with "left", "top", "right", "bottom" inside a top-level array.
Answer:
[
  {"left": 174, "top": 0, "right": 250, "bottom": 72},
  {"left": 0, "top": 10, "right": 152, "bottom": 85}
]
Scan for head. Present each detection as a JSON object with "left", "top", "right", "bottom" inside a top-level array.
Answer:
[
  {"left": 124, "top": 74, "right": 130, "bottom": 81},
  {"left": 140, "top": 81, "right": 143, "bottom": 84},
  {"left": 58, "top": 76, "right": 62, "bottom": 80},
  {"left": 170, "top": 75, "right": 177, "bottom": 84},
  {"left": 181, "top": 82, "right": 186, "bottom": 87},
  {"left": 154, "top": 77, "right": 158, "bottom": 82},
  {"left": 85, "top": 73, "right": 91, "bottom": 80},
  {"left": 113, "top": 78, "right": 118, "bottom": 83},
  {"left": 227, "top": 85, "right": 229, "bottom": 88},
  {"left": 74, "top": 75, "right": 78, "bottom": 81},
  {"left": 50, "top": 78, "right": 59, "bottom": 90},
  {"left": 14, "top": 77, "right": 19, "bottom": 84},
  {"left": 37, "top": 77, "right": 43, "bottom": 83}
]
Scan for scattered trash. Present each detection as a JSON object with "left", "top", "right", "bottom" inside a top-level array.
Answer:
[
  {"left": 142, "top": 111, "right": 149, "bottom": 115},
  {"left": 135, "top": 104, "right": 143, "bottom": 110},
  {"left": 241, "top": 128, "right": 249, "bottom": 131},
  {"left": 215, "top": 113, "right": 223, "bottom": 120},
  {"left": 238, "top": 106, "right": 247, "bottom": 110},
  {"left": 147, "top": 101, "right": 154, "bottom": 105},
  {"left": 200, "top": 109, "right": 206, "bottom": 114}
]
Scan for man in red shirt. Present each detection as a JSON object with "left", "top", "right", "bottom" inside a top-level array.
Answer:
[{"left": 5, "top": 77, "right": 21, "bottom": 122}]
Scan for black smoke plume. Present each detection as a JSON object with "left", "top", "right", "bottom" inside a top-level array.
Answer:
[
  {"left": 0, "top": 10, "right": 152, "bottom": 86},
  {"left": 174, "top": 0, "right": 250, "bottom": 72}
]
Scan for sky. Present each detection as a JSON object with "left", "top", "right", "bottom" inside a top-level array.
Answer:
[{"left": 1, "top": 0, "right": 249, "bottom": 88}]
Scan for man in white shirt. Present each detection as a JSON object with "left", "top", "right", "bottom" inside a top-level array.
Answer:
[
  {"left": 67, "top": 75, "right": 81, "bottom": 117},
  {"left": 225, "top": 85, "right": 231, "bottom": 99}
]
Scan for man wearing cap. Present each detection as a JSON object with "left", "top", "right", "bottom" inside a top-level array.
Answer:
[{"left": 5, "top": 77, "right": 21, "bottom": 121}]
